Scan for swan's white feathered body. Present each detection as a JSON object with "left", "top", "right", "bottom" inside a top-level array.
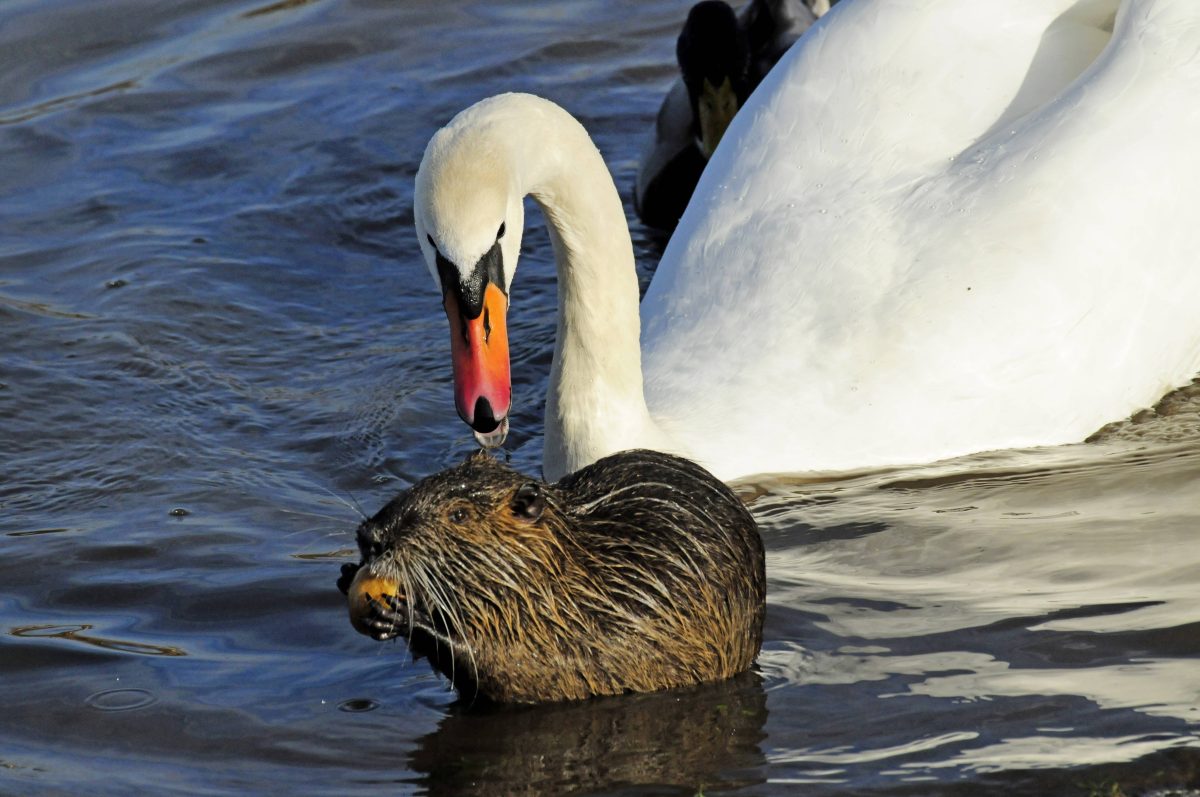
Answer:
[{"left": 417, "top": 0, "right": 1200, "bottom": 481}]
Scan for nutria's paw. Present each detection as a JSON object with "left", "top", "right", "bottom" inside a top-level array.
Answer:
[
  {"left": 336, "top": 562, "right": 360, "bottom": 596},
  {"left": 360, "top": 593, "right": 406, "bottom": 641}
]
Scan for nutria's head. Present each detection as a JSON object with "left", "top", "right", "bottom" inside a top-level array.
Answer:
[{"left": 339, "top": 449, "right": 765, "bottom": 704}]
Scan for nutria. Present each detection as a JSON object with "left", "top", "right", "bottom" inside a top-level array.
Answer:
[{"left": 337, "top": 448, "right": 765, "bottom": 704}]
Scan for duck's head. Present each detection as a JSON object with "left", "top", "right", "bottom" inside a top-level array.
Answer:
[
  {"left": 414, "top": 102, "right": 528, "bottom": 448},
  {"left": 677, "top": 0, "right": 751, "bottom": 159}
]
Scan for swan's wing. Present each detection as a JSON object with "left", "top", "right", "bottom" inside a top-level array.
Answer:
[{"left": 640, "top": 0, "right": 1200, "bottom": 476}]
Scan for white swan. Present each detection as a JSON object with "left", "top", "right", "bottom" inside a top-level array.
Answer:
[{"left": 415, "top": 0, "right": 1200, "bottom": 482}]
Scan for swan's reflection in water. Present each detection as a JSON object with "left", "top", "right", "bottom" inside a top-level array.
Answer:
[{"left": 410, "top": 672, "right": 768, "bottom": 796}]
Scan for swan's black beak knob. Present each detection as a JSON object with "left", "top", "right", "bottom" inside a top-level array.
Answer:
[{"left": 472, "top": 397, "right": 499, "bottom": 433}]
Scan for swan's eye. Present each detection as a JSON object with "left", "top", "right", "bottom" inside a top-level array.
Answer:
[
  {"left": 496, "top": 221, "right": 505, "bottom": 240},
  {"left": 426, "top": 233, "right": 438, "bottom": 252}
]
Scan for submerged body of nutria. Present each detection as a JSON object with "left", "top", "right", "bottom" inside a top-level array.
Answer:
[{"left": 338, "top": 448, "right": 765, "bottom": 704}]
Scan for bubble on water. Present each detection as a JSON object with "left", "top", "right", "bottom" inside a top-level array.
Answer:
[{"left": 337, "top": 698, "right": 380, "bottom": 713}]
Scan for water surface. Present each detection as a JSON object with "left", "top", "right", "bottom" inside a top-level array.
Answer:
[{"left": 2, "top": 1, "right": 1199, "bottom": 794}]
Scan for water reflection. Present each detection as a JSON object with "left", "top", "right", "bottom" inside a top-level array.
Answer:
[
  {"left": 11, "top": 623, "right": 186, "bottom": 657},
  {"left": 5, "top": 527, "right": 74, "bottom": 538},
  {"left": 747, "top": 434, "right": 1200, "bottom": 785},
  {"left": 241, "top": 0, "right": 322, "bottom": 20},
  {"left": 913, "top": 656, "right": 1200, "bottom": 724},
  {"left": 410, "top": 672, "right": 768, "bottom": 796}
]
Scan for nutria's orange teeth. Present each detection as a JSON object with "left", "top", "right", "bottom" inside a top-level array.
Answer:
[{"left": 347, "top": 570, "right": 402, "bottom": 637}]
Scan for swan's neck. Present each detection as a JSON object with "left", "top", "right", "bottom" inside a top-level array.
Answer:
[{"left": 512, "top": 101, "right": 659, "bottom": 480}]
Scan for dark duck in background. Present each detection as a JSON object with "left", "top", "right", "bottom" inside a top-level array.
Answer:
[{"left": 634, "top": 0, "right": 832, "bottom": 230}]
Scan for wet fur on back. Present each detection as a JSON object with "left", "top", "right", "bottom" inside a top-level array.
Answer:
[{"left": 343, "top": 449, "right": 765, "bottom": 704}]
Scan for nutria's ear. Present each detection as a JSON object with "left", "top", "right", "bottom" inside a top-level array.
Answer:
[{"left": 510, "top": 483, "right": 545, "bottom": 521}]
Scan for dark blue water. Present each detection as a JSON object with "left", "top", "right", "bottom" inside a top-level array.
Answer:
[{"left": 3, "top": 1, "right": 1199, "bottom": 794}]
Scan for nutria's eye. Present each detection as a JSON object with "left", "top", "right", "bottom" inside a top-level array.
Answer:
[
  {"left": 496, "top": 221, "right": 505, "bottom": 240},
  {"left": 448, "top": 506, "right": 469, "bottom": 524},
  {"left": 510, "top": 483, "right": 544, "bottom": 522}
]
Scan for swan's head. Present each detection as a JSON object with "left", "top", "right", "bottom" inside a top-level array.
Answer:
[
  {"left": 677, "top": 0, "right": 750, "bottom": 158},
  {"left": 414, "top": 99, "right": 528, "bottom": 448}
]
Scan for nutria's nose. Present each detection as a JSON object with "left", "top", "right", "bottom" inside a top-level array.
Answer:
[
  {"left": 356, "top": 522, "right": 385, "bottom": 560},
  {"left": 471, "top": 396, "right": 500, "bottom": 433}
]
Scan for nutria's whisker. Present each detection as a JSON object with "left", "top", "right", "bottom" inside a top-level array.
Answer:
[
  {"left": 308, "top": 483, "right": 370, "bottom": 521},
  {"left": 394, "top": 558, "right": 415, "bottom": 643},
  {"left": 417, "top": 558, "right": 480, "bottom": 687},
  {"left": 405, "top": 559, "right": 459, "bottom": 677},
  {"left": 278, "top": 525, "right": 344, "bottom": 541},
  {"left": 409, "top": 561, "right": 450, "bottom": 676},
  {"left": 276, "top": 506, "right": 356, "bottom": 523},
  {"left": 344, "top": 491, "right": 369, "bottom": 522}
]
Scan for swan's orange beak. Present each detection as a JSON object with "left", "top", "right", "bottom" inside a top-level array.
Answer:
[{"left": 444, "top": 282, "right": 510, "bottom": 445}]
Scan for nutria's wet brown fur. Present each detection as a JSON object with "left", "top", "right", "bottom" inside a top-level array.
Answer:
[{"left": 337, "top": 449, "right": 765, "bottom": 704}]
